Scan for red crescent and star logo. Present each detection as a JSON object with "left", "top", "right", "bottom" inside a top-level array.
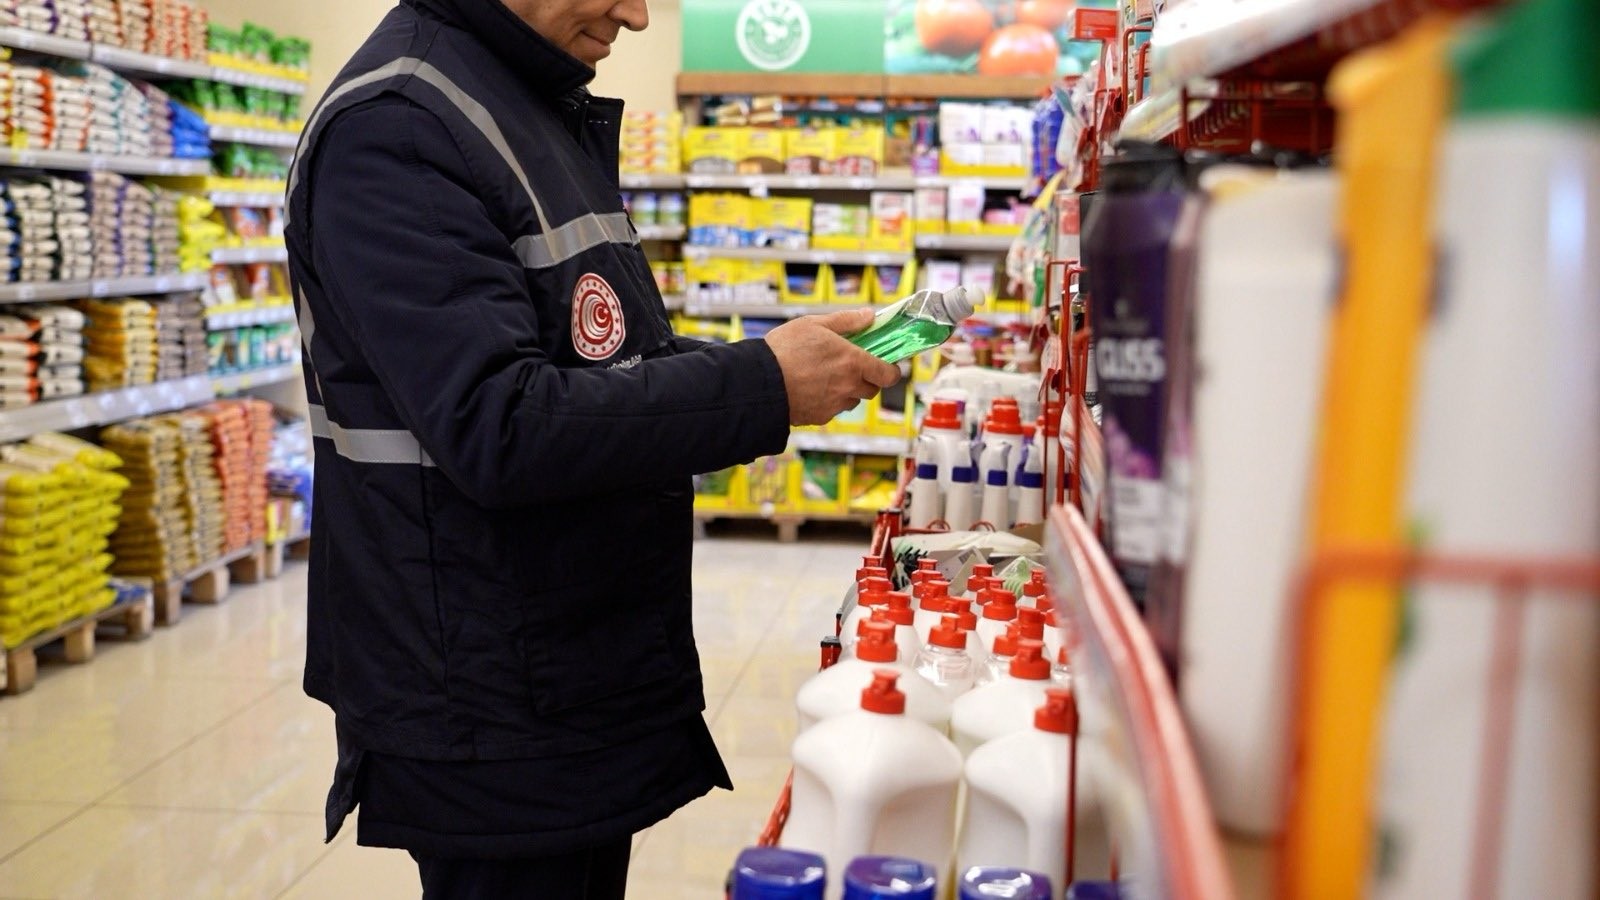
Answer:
[{"left": 571, "top": 273, "right": 626, "bottom": 361}]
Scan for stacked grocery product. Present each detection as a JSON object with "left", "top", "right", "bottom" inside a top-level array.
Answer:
[
  {"left": 0, "top": 432, "right": 127, "bottom": 649},
  {"left": 4, "top": 177, "right": 82, "bottom": 283},
  {"left": 2, "top": 173, "right": 181, "bottom": 283},
  {"left": 87, "top": 0, "right": 125, "bottom": 46},
  {"left": 620, "top": 110, "right": 681, "bottom": 175},
  {"left": 103, "top": 410, "right": 224, "bottom": 582},
  {"left": 174, "top": 410, "right": 222, "bottom": 563},
  {"left": 152, "top": 293, "right": 205, "bottom": 380},
  {"left": 0, "top": 0, "right": 207, "bottom": 58},
  {"left": 212, "top": 142, "right": 288, "bottom": 181},
  {"left": 207, "top": 22, "right": 310, "bottom": 78},
  {"left": 79, "top": 298, "right": 156, "bottom": 390},
  {"left": 266, "top": 412, "right": 310, "bottom": 539},
  {"left": 176, "top": 194, "right": 223, "bottom": 272},
  {"left": 0, "top": 61, "right": 180, "bottom": 156},
  {"left": 201, "top": 399, "right": 251, "bottom": 553},
  {"left": 87, "top": 172, "right": 182, "bottom": 279},
  {"left": 170, "top": 79, "right": 303, "bottom": 134},
  {"left": 0, "top": 305, "right": 86, "bottom": 407}
]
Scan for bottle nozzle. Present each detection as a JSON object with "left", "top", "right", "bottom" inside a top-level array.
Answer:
[{"left": 946, "top": 286, "right": 981, "bottom": 321}]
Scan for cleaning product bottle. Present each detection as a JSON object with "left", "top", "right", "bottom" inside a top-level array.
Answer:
[
  {"left": 840, "top": 580, "right": 894, "bottom": 656},
  {"left": 945, "top": 462, "right": 978, "bottom": 531},
  {"left": 975, "top": 624, "right": 1019, "bottom": 688},
  {"left": 964, "top": 563, "right": 995, "bottom": 598},
  {"left": 912, "top": 580, "right": 954, "bottom": 647},
  {"left": 957, "top": 868, "right": 1053, "bottom": 900},
  {"left": 957, "top": 688, "right": 1077, "bottom": 889},
  {"left": 913, "top": 615, "right": 978, "bottom": 701},
  {"left": 856, "top": 556, "right": 888, "bottom": 585},
  {"left": 784, "top": 671, "right": 964, "bottom": 897},
  {"left": 1014, "top": 424, "right": 1046, "bottom": 526},
  {"left": 1284, "top": 16, "right": 1460, "bottom": 897},
  {"left": 950, "top": 641, "right": 1054, "bottom": 756},
  {"left": 974, "top": 590, "right": 1019, "bottom": 656},
  {"left": 1080, "top": 141, "right": 1189, "bottom": 608},
  {"left": 880, "top": 592, "right": 922, "bottom": 664},
  {"left": 947, "top": 597, "right": 987, "bottom": 658},
  {"left": 908, "top": 434, "right": 944, "bottom": 530},
  {"left": 848, "top": 287, "right": 983, "bottom": 364},
  {"left": 841, "top": 857, "right": 937, "bottom": 900},
  {"left": 1019, "top": 570, "right": 1050, "bottom": 610},
  {"left": 978, "top": 439, "right": 1012, "bottom": 530},
  {"left": 797, "top": 622, "right": 952, "bottom": 733},
  {"left": 1376, "top": 1, "right": 1600, "bottom": 896},
  {"left": 732, "top": 847, "right": 827, "bottom": 899},
  {"left": 1175, "top": 165, "right": 1341, "bottom": 836},
  {"left": 1013, "top": 607, "right": 1049, "bottom": 659}
]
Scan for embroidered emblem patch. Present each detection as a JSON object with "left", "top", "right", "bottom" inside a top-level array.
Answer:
[{"left": 571, "top": 273, "right": 626, "bottom": 361}]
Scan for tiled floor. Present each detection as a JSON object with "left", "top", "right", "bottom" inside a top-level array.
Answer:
[{"left": 0, "top": 528, "right": 863, "bottom": 899}]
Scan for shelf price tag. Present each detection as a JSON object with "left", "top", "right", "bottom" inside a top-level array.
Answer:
[{"left": 1072, "top": 9, "right": 1120, "bottom": 41}]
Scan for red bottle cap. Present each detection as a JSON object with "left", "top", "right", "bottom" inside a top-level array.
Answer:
[
  {"left": 857, "top": 556, "right": 888, "bottom": 583},
  {"left": 1016, "top": 606, "right": 1046, "bottom": 640},
  {"left": 859, "top": 579, "right": 893, "bottom": 606},
  {"left": 861, "top": 669, "right": 906, "bottom": 715},
  {"left": 949, "top": 598, "right": 978, "bottom": 632},
  {"left": 1023, "top": 570, "right": 1047, "bottom": 599},
  {"left": 928, "top": 616, "right": 967, "bottom": 650},
  {"left": 1010, "top": 640, "right": 1050, "bottom": 680},
  {"left": 883, "top": 592, "right": 915, "bottom": 626},
  {"left": 918, "top": 587, "right": 953, "bottom": 614},
  {"left": 992, "top": 626, "right": 1019, "bottom": 658},
  {"left": 985, "top": 402, "right": 1025, "bottom": 437},
  {"left": 1023, "top": 423, "right": 1038, "bottom": 441},
  {"left": 1057, "top": 646, "right": 1072, "bottom": 667},
  {"left": 1035, "top": 687, "right": 1078, "bottom": 734},
  {"left": 966, "top": 564, "right": 994, "bottom": 595},
  {"left": 855, "top": 621, "right": 898, "bottom": 663},
  {"left": 924, "top": 400, "right": 962, "bottom": 432},
  {"left": 913, "top": 576, "right": 949, "bottom": 602},
  {"left": 981, "top": 593, "right": 1018, "bottom": 622}
]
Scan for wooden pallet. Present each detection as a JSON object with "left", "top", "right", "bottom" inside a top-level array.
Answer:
[
  {"left": 695, "top": 510, "right": 875, "bottom": 544},
  {"left": 3, "top": 594, "right": 155, "bottom": 696},
  {"left": 150, "top": 542, "right": 269, "bottom": 626}
]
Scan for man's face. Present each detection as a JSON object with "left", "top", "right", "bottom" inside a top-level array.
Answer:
[{"left": 502, "top": 0, "right": 650, "bottom": 66}]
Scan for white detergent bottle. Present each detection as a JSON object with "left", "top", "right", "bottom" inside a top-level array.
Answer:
[
  {"left": 797, "top": 621, "right": 952, "bottom": 734},
  {"left": 958, "top": 687, "right": 1077, "bottom": 890},
  {"left": 975, "top": 625, "right": 1020, "bottom": 687},
  {"left": 912, "top": 580, "right": 954, "bottom": 648},
  {"left": 879, "top": 592, "right": 922, "bottom": 665},
  {"left": 840, "top": 579, "right": 894, "bottom": 657},
  {"left": 974, "top": 591, "right": 1019, "bottom": 659},
  {"left": 945, "top": 462, "right": 978, "bottom": 531},
  {"left": 962, "top": 563, "right": 994, "bottom": 599},
  {"left": 784, "top": 670, "right": 964, "bottom": 899},
  {"left": 951, "top": 641, "right": 1054, "bottom": 756},
  {"left": 1014, "top": 424, "right": 1046, "bottom": 526},
  {"left": 947, "top": 598, "right": 987, "bottom": 658},
  {"left": 907, "top": 434, "right": 944, "bottom": 530},
  {"left": 913, "top": 615, "right": 978, "bottom": 701},
  {"left": 1020, "top": 570, "right": 1050, "bottom": 611},
  {"left": 978, "top": 440, "right": 1012, "bottom": 530}
]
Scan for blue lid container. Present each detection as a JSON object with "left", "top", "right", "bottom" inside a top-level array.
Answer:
[
  {"left": 1066, "top": 882, "right": 1123, "bottom": 900},
  {"left": 732, "top": 847, "right": 826, "bottom": 899},
  {"left": 842, "top": 857, "right": 937, "bottom": 899},
  {"left": 957, "top": 866, "right": 1053, "bottom": 899}
]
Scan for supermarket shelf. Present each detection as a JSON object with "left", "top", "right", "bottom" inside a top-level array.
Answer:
[
  {"left": 0, "top": 25, "right": 90, "bottom": 60},
  {"left": 209, "top": 191, "right": 285, "bottom": 208},
  {"left": 914, "top": 233, "right": 1016, "bottom": 253},
  {"left": 791, "top": 432, "right": 907, "bottom": 457},
  {"left": 213, "top": 364, "right": 300, "bottom": 395},
  {"left": 683, "top": 245, "right": 912, "bottom": 267},
  {"left": 212, "top": 246, "right": 288, "bottom": 265},
  {"left": 206, "top": 64, "right": 309, "bottom": 95},
  {"left": 89, "top": 44, "right": 212, "bottom": 80},
  {"left": 914, "top": 174, "right": 1028, "bottom": 191},
  {"left": 209, "top": 125, "right": 299, "bottom": 149},
  {"left": 682, "top": 301, "right": 868, "bottom": 319},
  {"left": 620, "top": 173, "right": 686, "bottom": 190},
  {"left": 0, "top": 374, "right": 212, "bottom": 444},
  {"left": 0, "top": 147, "right": 210, "bottom": 176},
  {"left": 636, "top": 224, "right": 686, "bottom": 242},
  {"left": 0, "top": 271, "right": 207, "bottom": 304},
  {"left": 681, "top": 171, "right": 1029, "bottom": 193},
  {"left": 205, "top": 305, "right": 297, "bottom": 329},
  {"left": 676, "top": 71, "right": 1051, "bottom": 100}
]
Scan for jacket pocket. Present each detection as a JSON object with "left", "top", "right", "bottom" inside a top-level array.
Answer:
[{"left": 522, "top": 580, "right": 681, "bottom": 714}]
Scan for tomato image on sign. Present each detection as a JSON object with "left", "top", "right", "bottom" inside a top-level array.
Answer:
[{"left": 885, "top": 0, "right": 1110, "bottom": 77}]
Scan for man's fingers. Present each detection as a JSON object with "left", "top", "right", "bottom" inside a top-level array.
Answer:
[
  {"left": 813, "top": 307, "right": 877, "bottom": 336},
  {"left": 863, "top": 359, "right": 901, "bottom": 389}
]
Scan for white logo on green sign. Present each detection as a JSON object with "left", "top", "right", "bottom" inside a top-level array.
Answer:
[{"left": 735, "top": 0, "right": 811, "bottom": 71}]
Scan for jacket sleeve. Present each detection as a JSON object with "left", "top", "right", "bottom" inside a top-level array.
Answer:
[{"left": 305, "top": 98, "right": 792, "bottom": 508}]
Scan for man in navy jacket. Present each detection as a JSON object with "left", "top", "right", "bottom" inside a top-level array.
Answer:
[{"left": 285, "top": 0, "right": 900, "bottom": 896}]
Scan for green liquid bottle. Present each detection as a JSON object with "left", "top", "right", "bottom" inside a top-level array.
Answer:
[{"left": 847, "top": 287, "right": 982, "bottom": 364}]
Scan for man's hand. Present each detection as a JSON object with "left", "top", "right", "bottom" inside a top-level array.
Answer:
[{"left": 765, "top": 309, "right": 903, "bottom": 426}]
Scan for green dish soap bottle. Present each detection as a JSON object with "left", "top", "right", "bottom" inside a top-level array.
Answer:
[{"left": 847, "top": 287, "right": 983, "bottom": 364}]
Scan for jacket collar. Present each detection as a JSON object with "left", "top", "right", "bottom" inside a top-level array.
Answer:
[{"left": 405, "top": 0, "right": 595, "bottom": 98}]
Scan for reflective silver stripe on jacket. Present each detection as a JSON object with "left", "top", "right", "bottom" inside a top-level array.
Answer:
[
  {"left": 309, "top": 405, "right": 436, "bottom": 467},
  {"left": 289, "top": 56, "right": 636, "bottom": 268}
]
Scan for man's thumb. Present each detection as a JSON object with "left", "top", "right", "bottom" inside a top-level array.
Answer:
[{"left": 815, "top": 307, "right": 876, "bottom": 336}]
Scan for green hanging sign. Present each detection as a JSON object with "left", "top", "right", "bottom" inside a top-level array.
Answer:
[{"left": 682, "top": 0, "right": 887, "bottom": 74}]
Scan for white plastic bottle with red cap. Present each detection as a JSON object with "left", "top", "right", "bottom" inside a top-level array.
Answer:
[
  {"left": 877, "top": 592, "right": 922, "bottom": 664},
  {"left": 840, "top": 579, "right": 894, "bottom": 657},
  {"left": 798, "top": 622, "right": 951, "bottom": 734},
  {"left": 950, "top": 641, "right": 1055, "bottom": 756},
  {"left": 911, "top": 579, "right": 955, "bottom": 648},
  {"left": 784, "top": 669, "right": 964, "bottom": 899},
  {"left": 957, "top": 688, "right": 1078, "bottom": 889},
  {"left": 962, "top": 564, "right": 995, "bottom": 599},
  {"left": 975, "top": 625, "right": 1020, "bottom": 688},
  {"left": 912, "top": 615, "right": 979, "bottom": 701},
  {"left": 946, "top": 597, "right": 987, "bottom": 658},
  {"left": 973, "top": 587, "right": 1019, "bottom": 660}
]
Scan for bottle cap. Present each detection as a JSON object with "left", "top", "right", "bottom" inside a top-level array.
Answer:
[
  {"left": 860, "top": 669, "right": 907, "bottom": 715},
  {"left": 1010, "top": 640, "right": 1050, "bottom": 680},
  {"left": 843, "top": 856, "right": 937, "bottom": 900},
  {"left": 984, "top": 404, "right": 1025, "bottom": 437},
  {"left": 1022, "top": 423, "right": 1038, "bottom": 441},
  {"left": 856, "top": 556, "right": 888, "bottom": 583},
  {"left": 1034, "top": 687, "right": 1078, "bottom": 735},
  {"left": 918, "top": 585, "right": 953, "bottom": 614},
  {"left": 1016, "top": 606, "right": 1046, "bottom": 640},
  {"left": 912, "top": 575, "right": 947, "bottom": 602},
  {"left": 1023, "top": 570, "right": 1047, "bottom": 599},
  {"left": 855, "top": 621, "right": 899, "bottom": 663},
  {"left": 929, "top": 615, "right": 967, "bottom": 650},
  {"left": 883, "top": 592, "right": 915, "bottom": 626},
  {"left": 859, "top": 579, "right": 893, "bottom": 605},
  {"left": 981, "top": 592, "right": 1018, "bottom": 621},
  {"left": 966, "top": 563, "right": 994, "bottom": 595},
  {"left": 958, "top": 867, "right": 1053, "bottom": 900},
  {"left": 735, "top": 847, "right": 827, "bottom": 899},
  {"left": 925, "top": 400, "right": 963, "bottom": 432},
  {"left": 949, "top": 598, "right": 978, "bottom": 632},
  {"left": 943, "top": 287, "right": 980, "bottom": 323},
  {"left": 1453, "top": 0, "right": 1600, "bottom": 120},
  {"left": 992, "top": 626, "right": 1019, "bottom": 658}
]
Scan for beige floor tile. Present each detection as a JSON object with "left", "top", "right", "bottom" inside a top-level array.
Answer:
[
  {"left": 0, "top": 801, "right": 80, "bottom": 860},
  {"left": 100, "top": 685, "right": 335, "bottom": 815},
  {"left": 0, "top": 724, "right": 199, "bottom": 804},
  {"left": 629, "top": 756, "right": 793, "bottom": 896},
  {"left": 710, "top": 695, "right": 800, "bottom": 761},
  {"left": 0, "top": 807, "right": 325, "bottom": 899},
  {"left": 279, "top": 832, "right": 419, "bottom": 900}
]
